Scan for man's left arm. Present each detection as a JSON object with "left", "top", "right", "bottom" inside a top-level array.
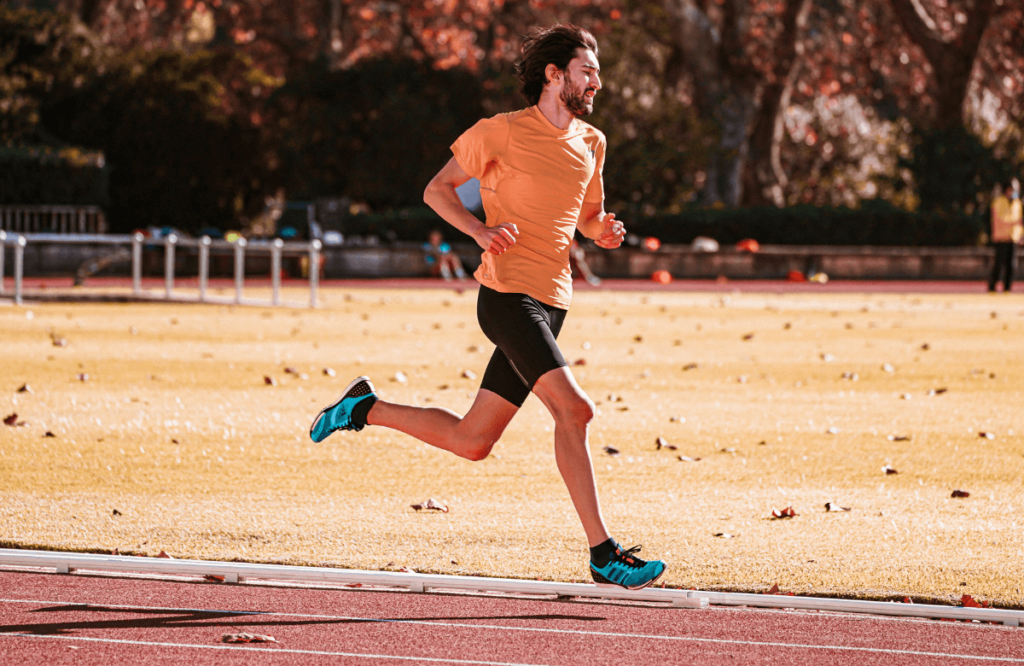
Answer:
[{"left": 578, "top": 201, "right": 625, "bottom": 249}]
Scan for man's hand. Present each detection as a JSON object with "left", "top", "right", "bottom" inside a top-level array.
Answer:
[
  {"left": 594, "top": 212, "right": 625, "bottom": 249},
  {"left": 475, "top": 223, "right": 520, "bottom": 255}
]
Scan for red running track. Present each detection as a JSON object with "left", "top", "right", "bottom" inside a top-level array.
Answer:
[{"left": 0, "top": 571, "right": 1021, "bottom": 665}]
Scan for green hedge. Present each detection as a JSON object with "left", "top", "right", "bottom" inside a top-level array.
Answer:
[
  {"left": 0, "top": 146, "right": 109, "bottom": 206},
  {"left": 341, "top": 201, "right": 985, "bottom": 247},
  {"left": 624, "top": 201, "right": 986, "bottom": 246}
]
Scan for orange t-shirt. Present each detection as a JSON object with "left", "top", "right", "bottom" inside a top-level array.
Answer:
[{"left": 451, "top": 106, "right": 606, "bottom": 309}]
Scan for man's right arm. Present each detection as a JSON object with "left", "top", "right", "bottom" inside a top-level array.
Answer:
[{"left": 423, "top": 157, "right": 518, "bottom": 255}]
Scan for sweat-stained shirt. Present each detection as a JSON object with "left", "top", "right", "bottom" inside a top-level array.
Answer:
[{"left": 451, "top": 106, "right": 606, "bottom": 309}]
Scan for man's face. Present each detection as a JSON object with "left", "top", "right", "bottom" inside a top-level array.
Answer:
[{"left": 559, "top": 48, "right": 601, "bottom": 117}]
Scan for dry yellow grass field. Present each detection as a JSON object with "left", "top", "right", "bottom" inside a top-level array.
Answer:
[{"left": 2, "top": 285, "right": 1023, "bottom": 606}]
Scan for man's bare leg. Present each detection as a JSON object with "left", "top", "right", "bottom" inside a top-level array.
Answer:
[
  {"left": 366, "top": 389, "right": 518, "bottom": 461},
  {"left": 531, "top": 366, "right": 611, "bottom": 548}
]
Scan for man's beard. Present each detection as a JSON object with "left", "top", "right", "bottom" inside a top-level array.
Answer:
[{"left": 560, "top": 79, "right": 594, "bottom": 117}]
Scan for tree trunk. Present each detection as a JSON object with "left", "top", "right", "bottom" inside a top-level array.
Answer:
[
  {"left": 887, "top": 0, "right": 997, "bottom": 128},
  {"left": 662, "top": 0, "right": 762, "bottom": 207},
  {"left": 742, "top": 0, "right": 812, "bottom": 207}
]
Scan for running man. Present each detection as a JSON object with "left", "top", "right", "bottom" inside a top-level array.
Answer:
[{"left": 310, "top": 24, "right": 666, "bottom": 590}]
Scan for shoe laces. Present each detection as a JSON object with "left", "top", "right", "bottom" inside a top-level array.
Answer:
[{"left": 612, "top": 545, "right": 647, "bottom": 569}]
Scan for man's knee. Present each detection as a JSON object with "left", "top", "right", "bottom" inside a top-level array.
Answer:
[
  {"left": 553, "top": 394, "right": 595, "bottom": 429},
  {"left": 460, "top": 433, "right": 498, "bottom": 461}
]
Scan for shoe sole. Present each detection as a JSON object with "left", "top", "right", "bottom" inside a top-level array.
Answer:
[
  {"left": 310, "top": 375, "right": 372, "bottom": 440},
  {"left": 590, "top": 564, "right": 665, "bottom": 591}
]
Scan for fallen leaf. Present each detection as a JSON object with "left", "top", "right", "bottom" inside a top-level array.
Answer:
[
  {"left": 3, "top": 413, "right": 17, "bottom": 426},
  {"left": 951, "top": 489, "right": 970, "bottom": 498},
  {"left": 928, "top": 387, "right": 948, "bottom": 395},
  {"left": 263, "top": 376, "right": 277, "bottom": 386},
  {"left": 76, "top": 373, "right": 89, "bottom": 382},
  {"left": 978, "top": 432, "right": 995, "bottom": 440},
  {"left": 712, "top": 532, "right": 735, "bottom": 538},
  {"left": 669, "top": 415, "right": 686, "bottom": 423},
  {"left": 888, "top": 435, "right": 911, "bottom": 442},
  {"left": 758, "top": 440, "right": 767, "bottom": 446},
  {"left": 283, "top": 367, "right": 299, "bottom": 374},
  {"left": 882, "top": 465, "right": 899, "bottom": 475},
  {"left": 655, "top": 437, "right": 677, "bottom": 451},
  {"left": 410, "top": 498, "right": 448, "bottom": 513},
  {"left": 111, "top": 549, "right": 119, "bottom": 555},
  {"left": 770, "top": 506, "right": 798, "bottom": 519},
  {"left": 16, "top": 384, "right": 32, "bottom": 393},
  {"left": 634, "top": 335, "right": 643, "bottom": 342},
  {"left": 820, "top": 353, "right": 835, "bottom": 362},
  {"left": 573, "top": 358, "right": 587, "bottom": 366},
  {"left": 323, "top": 367, "right": 336, "bottom": 377},
  {"left": 43, "top": 431, "right": 55, "bottom": 438},
  {"left": 824, "top": 502, "right": 851, "bottom": 512},
  {"left": 204, "top": 575, "right": 226, "bottom": 582},
  {"left": 841, "top": 372, "right": 859, "bottom": 381},
  {"left": 222, "top": 633, "right": 277, "bottom": 644},
  {"left": 450, "top": 560, "right": 458, "bottom": 565},
  {"left": 767, "top": 584, "right": 780, "bottom": 594},
  {"left": 826, "top": 427, "right": 840, "bottom": 435},
  {"left": 921, "top": 343, "right": 930, "bottom": 351},
  {"left": 900, "top": 393, "right": 912, "bottom": 400},
  {"left": 51, "top": 337, "right": 68, "bottom": 347},
  {"left": 682, "top": 363, "right": 699, "bottom": 371},
  {"left": 461, "top": 369, "right": 477, "bottom": 379},
  {"left": 721, "top": 447, "right": 736, "bottom": 453},
  {"left": 398, "top": 566, "right": 416, "bottom": 573},
  {"left": 603, "top": 445, "right": 620, "bottom": 456},
  {"left": 678, "top": 455, "right": 701, "bottom": 462},
  {"left": 742, "top": 333, "right": 755, "bottom": 341},
  {"left": 961, "top": 594, "right": 982, "bottom": 608},
  {"left": 902, "top": 597, "right": 913, "bottom": 604},
  {"left": 112, "top": 509, "right": 122, "bottom": 516},
  {"left": 157, "top": 551, "right": 173, "bottom": 559}
]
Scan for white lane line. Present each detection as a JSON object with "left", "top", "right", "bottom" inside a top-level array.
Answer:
[
  {"left": 0, "top": 634, "right": 550, "bottom": 666},
  {"left": 2, "top": 598, "right": 1021, "bottom": 663}
]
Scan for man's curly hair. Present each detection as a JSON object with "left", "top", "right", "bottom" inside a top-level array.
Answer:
[{"left": 515, "top": 24, "right": 599, "bottom": 106}]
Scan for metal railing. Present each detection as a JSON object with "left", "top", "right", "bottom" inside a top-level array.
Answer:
[
  {"left": 0, "top": 205, "right": 106, "bottom": 234},
  {"left": 0, "top": 231, "right": 321, "bottom": 308}
]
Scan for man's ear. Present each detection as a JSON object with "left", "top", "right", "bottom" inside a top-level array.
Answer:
[{"left": 544, "top": 63, "right": 561, "bottom": 85}]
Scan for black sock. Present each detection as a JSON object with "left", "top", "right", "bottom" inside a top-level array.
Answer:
[
  {"left": 350, "top": 395, "right": 378, "bottom": 429},
  {"left": 590, "top": 538, "right": 618, "bottom": 567}
]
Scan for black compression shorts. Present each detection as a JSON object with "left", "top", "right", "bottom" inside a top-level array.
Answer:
[{"left": 476, "top": 285, "right": 568, "bottom": 407}]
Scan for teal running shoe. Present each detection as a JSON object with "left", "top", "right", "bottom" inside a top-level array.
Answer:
[
  {"left": 310, "top": 376, "right": 377, "bottom": 442},
  {"left": 590, "top": 544, "right": 666, "bottom": 590}
]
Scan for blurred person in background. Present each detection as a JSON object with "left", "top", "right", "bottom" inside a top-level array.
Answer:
[
  {"left": 988, "top": 181, "right": 1023, "bottom": 293},
  {"left": 423, "top": 229, "right": 468, "bottom": 280}
]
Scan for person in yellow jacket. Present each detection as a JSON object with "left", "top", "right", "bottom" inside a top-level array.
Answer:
[{"left": 988, "top": 181, "right": 1023, "bottom": 293}]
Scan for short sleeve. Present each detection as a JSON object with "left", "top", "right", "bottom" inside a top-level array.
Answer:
[
  {"left": 451, "top": 115, "right": 510, "bottom": 181},
  {"left": 583, "top": 133, "right": 606, "bottom": 203}
]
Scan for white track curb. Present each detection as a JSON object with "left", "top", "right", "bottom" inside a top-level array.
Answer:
[{"left": 1, "top": 549, "right": 1020, "bottom": 626}]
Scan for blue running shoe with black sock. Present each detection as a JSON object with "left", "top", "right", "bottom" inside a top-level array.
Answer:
[
  {"left": 309, "top": 376, "right": 377, "bottom": 443},
  {"left": 590, "top": 544, "right": 666, "bottom": 590}
]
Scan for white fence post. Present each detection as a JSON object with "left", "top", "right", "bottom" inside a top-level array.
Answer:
[
  {"left": 234, "top": 238, "right": 247, "bottom": 304},
  {"left": 272, "top": 238, "right": 283, "bottom": 306},
  {"left": 0, "top": 230, "right": 6, "bottom": 296},
  {"left": 199, "top": 236, "right": 211, "bottom": 302},
  {"left": 132, "top": 233, "right": 143, "bottom": 295},
  {"left": 164, "top": 234, "right": 177, "bottom": 298},
  {"left": 309, "top": 239, "right": 321, "bottom": 309},
  {"left": 14, "top": 235, "right": 26, "bottom": 306}
]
